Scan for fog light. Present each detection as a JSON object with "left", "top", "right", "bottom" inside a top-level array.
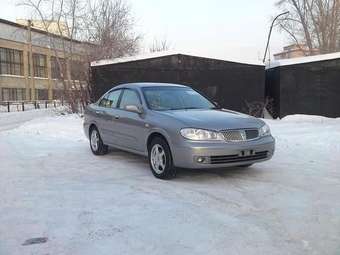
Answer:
[{"left": 197, "top": 157, "right": 205, "bottom": 163}]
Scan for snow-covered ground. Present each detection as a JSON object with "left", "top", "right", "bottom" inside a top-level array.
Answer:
[
  {"left": 0, "top": 107, "right": 69, "bottom": 132},
  {"left": 0, "top": 110, "right": 340, "bottom": 255}
]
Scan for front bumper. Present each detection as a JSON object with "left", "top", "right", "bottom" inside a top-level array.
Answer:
[{"left": 171, "top": 136, "right": 275, "bottom": 169}]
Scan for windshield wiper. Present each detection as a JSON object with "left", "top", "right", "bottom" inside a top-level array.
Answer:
[
  {"left": 181, "top": 107, "right": 201, "bottom": 110},
  {"left": 159, "top": 107, "right": 204, "bottom": 111}
]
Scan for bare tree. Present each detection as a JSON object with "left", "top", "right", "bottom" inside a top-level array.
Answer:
[
  {"left": 18, "top": 0, "right": 82, "bottom": 112},
  {"left": 276, "top": 0, "right": 340, "bottom": 54},
  {"left": 84, "top": 0, "right": 141, "bottom": 60},
  {"left": 18, "top": 0, "right": 140, "bottom": 112},
  {"left": 149, "top": 38, "right": 171, "bottom": 53}
]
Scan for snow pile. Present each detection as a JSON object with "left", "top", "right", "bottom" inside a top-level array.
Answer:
[
  {"left": 266, "top": 115, "right": 340, "bottom": 162},
  {"left": 280, "top": 114, "right": 340, "bottom": 123}
]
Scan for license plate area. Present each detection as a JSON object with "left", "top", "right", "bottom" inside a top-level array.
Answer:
[{"left": 239, "top": 150, "right": 256, "bottom": 157}]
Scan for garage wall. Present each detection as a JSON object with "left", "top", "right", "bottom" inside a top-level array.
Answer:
[
  {"left": 266, "top": 59, "right": 340, "bottom": 118},
  {"left": 91, "top": 54, "right": 265, "bottom": 115}
]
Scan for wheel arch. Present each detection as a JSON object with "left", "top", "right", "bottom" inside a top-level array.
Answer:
[
  {"left": 89, "top": 123, "right": 97, "bottom": 133},
  {"left": 88, "top": 123, "right": 102, "bottom": 139},
  {"left": 147, "top": 131, "right": 171, "bottom": 152}
]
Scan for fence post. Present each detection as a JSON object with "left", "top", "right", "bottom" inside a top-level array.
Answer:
[
  {"left": 53, "top": 101, "right": 56, "bottom": 108},
  {"left": 22, "top": 102, "right": 25, "bottom": 111},
  {"left": 7, "top": 102, "right": 10, "bottom": 112},
  {"left": 45, "top": 101, "right": 48, "bottom": 109},
  {"left": 34, "top": 101, "right": 37, "bottom": 109}
]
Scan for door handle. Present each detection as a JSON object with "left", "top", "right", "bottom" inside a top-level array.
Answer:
[
  {"left": 114, "top": 115, "right": 120, "bottom": 119},
  {"left": 95, "top": 111, "right": 103, "bottom": 115}
]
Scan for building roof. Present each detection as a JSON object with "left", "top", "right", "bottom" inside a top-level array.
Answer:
[
  {"left": 16, "top": 19, "right": 70, "bottom": 37},
  {"left": 90, "top": 51, "right": 264, "bottom": 67},
  {"left": 0, "top": 18, "right": 86, "bottom": 45},
  {"left": 266, "top": 51, "right": 340, "bottom": 69}
]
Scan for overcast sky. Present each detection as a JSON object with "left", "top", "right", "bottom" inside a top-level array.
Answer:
[{"left": 0, "top": 0, "right": 288, "bottom": 62}]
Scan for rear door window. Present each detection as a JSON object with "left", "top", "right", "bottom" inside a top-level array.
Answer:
[
  {"left": 98, "top": 89, "right": 122, "bottom": 108},
  {"left": 107, "top": 90, "right": 122, "bottom": 108},
  {"left": 98, "top": 96, "right": 108, "bottom": 107}
]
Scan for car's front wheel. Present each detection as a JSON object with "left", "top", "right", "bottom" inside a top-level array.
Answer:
[
  {"left": 90, "top": 126, "right": 108, "bottom": 155},
  {"left": 148, "top": 137, "right": 176, "bottom": 179}
]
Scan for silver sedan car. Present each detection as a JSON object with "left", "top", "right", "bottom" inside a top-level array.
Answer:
[{"left": 84, "top": 83, "right": 275, "bottom": 179}]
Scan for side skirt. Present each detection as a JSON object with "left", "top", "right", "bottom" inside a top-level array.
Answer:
[{"left": 106, "top": 143, "right": 148, "bottom": 157}]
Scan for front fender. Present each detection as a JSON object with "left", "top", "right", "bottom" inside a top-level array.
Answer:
[{"left": 145, "top": 127, "right": 175, "bottom": 153}]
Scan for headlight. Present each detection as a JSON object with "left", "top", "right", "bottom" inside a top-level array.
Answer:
[
  {"left": 180, "top": 128, "right": 224, "bottom": 141},
  {"left": 259, "top": 124, "right": 271, "bottom": 137}
]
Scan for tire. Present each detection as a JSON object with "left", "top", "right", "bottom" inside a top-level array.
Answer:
[
  {"left": 238, "top": 164, "right": 253, "bottom": 168},
  {"left": 89, "top": 126, "right": 108, "bottom": 155},
  {"left": 148, "top": 137, "right": 176, "bottom": 179}
]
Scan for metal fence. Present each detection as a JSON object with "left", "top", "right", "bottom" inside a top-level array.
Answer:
[{"left": 0, "top": 100, "right": 65, "bottom": 113}]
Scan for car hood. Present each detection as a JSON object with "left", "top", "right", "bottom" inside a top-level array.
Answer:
[{"left": 158, "top": 109, "right": 264, "bottom": 130}]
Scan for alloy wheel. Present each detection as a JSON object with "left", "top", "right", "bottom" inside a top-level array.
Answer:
[
  {"left": 90, "top": 129, "right": 99, "bottom": 152},
  {"left": 150, "top": 144, "right": 166, "bottom": 174}
]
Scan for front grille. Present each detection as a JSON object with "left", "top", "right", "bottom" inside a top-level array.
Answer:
[
  {"left": 245, "top": 129, "right": 259, "bottom": 139},
  {"left": 221, "top": 129, "right": 259, "bottom": 142},
  {"left": 210, "top": 151, "right": 268, "bottom": 164}
]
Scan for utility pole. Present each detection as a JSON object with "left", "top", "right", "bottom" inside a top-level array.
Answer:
[
  {"left": 27, "top": 20, "right": 35, "bottom": 100},
  {"left": 263, "top": 11, "right": 290, "bottom": 63}
]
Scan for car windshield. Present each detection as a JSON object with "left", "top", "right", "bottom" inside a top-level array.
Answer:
[{"left": 143, "top": 86, "right": 216, "bottom": 111}]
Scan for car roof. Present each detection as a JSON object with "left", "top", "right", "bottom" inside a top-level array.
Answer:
[{"left": 112, "top": 82, "right": 188, "bottom": 90}]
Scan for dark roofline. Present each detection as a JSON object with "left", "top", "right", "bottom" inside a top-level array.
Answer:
[
  {"left": 177, "top": 53, "right": 263, "bottom": 67},
  {"left": 91, "top": 52, "right": 264, "bottom": 67},
  {"left": 0, "top": 18, "right": 91, "bottom": 45}
]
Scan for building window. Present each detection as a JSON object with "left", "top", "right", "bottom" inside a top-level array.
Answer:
[
  {"left": 36, "top": 89, "right": 48, "bottom": 100},
  {"left": 0, "top": 47, "right": 24, "bottom": 76},
  {"left": 1, "top": 88, "right": 26, "bottom": 101},
  {"left": 28, "top": 53, "right": 47, "bottom": 77},
  {"left": 16, "top": 88, "right": 25, "bottom": 100},
  {"left": 2, "top": 88, "right": 10, "bottom": 101},
  {"left": 51, "top": 57, "right": 67, "bottom": 79},
  {"left": 33, "top": 53, "right": 47, "bottom": 78}
]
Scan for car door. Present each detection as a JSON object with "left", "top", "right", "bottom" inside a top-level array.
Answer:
[
  {"left": 100, "top": 89, "right": 123, "bottom": 145},
  {"left": 93, "top": 93, "right": 112, "bottom": 143},
  {"left": 114, "top": 89, "right": 148, "bottom": 152}
]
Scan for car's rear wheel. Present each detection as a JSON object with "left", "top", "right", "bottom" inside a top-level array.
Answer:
[
  {"left": 148, "top": 137, "right": 176, "bottom": 179},
  {"left": 90, "top": 126, "right": 108, "bottom": 155}
]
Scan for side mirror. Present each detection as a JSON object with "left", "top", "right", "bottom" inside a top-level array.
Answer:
[{"left": 125, "top": 105, "right": 144, "bottom": 114}]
